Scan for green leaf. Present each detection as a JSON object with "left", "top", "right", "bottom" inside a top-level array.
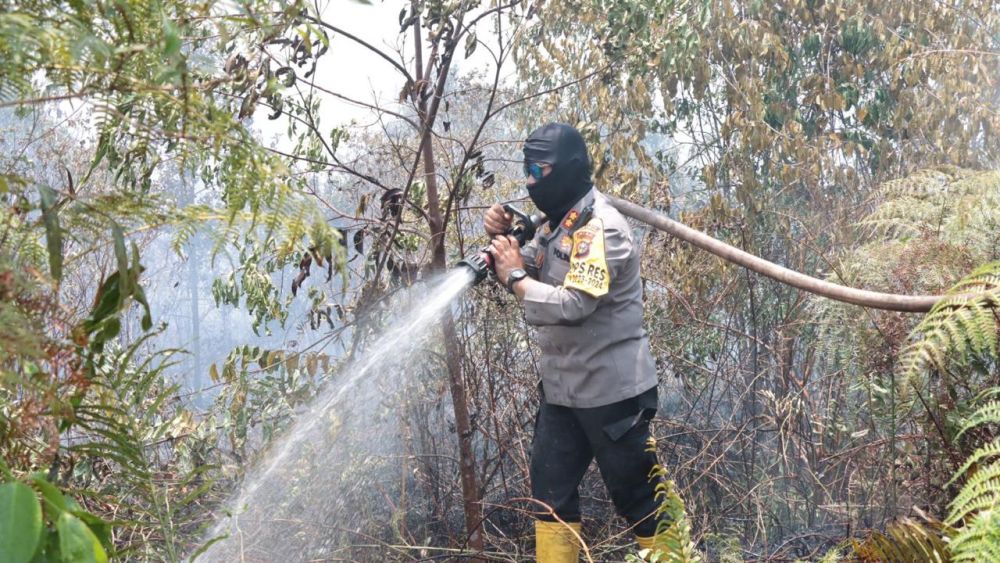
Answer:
[
  {"left": 29, "top": 475, "right": 67, "bottom": 515},
  {"left": 0, "top": 481, "right": 43, "bottom": 563},
  {"left": 70, "top": 511, "right": 112, "bottom": 553},
  {"left": 130, "top": 242, "right": 152, "bottom": 331},
  {"left": 38, "top": 185, "right": 63, "bottom": 283},
  {"left": 56, "top": 512, "right": 107, "bottom": 563},
  {"left": 112, "top": 224, "right": 129, "bottom": 309},
  {"left": 82, "top": 273, "right": 122, "bottom": 335},
  {"left": 162, "top": 19, "right": 181, "bottom": 58}
]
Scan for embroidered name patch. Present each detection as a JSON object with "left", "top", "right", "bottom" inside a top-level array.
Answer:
[{"left": 563, "top": 219, "right": 609, "bottom": 297}]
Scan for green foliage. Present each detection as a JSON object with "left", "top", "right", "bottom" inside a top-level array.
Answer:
[
  {"left": 864, "top": 168, "right": 1000, "bottom": 246},
  {"left": 36, "top": 185, "right": 63, "bottom": 284},
  {"left": 0, "top": 481, "right": 42, "bottom": 563},
  {"left": 55, "top": 511, "right": 108, "bottom": 563},
  {"left": 849, "top": 518, "right": 950, "bottom": 562},
  {"left": 0, "top": 0, "right": 344, "bottom": 313},
  {"left": 195, "top": 199, "right": 346, "bottom": 334},
  {"left": 813, "top": 168, "right": 1000, "bottom": 410},
  {"left": 841, "top": 388, "right": 1000, "bottom": 563},
  {"left": 842, "top": 262, "right": 1000, "bottom": 562},
  {"left": 1, "top": 3, "right": 345, "bottom": 555},
  {"left": 897, "top": 262, "right": 1000, "bottom": 399},
  {"left": 208, "top": 345, "right": 327, "bottom": 459},
  {"left": 516, "top": 0, "right": 707, "bottom": 196},
  {"left": 0, "top": 471, "right": 113, "bottom": 563},
  {"left": 71, "top": 337, "right": 209, "bottom": 561},
  {"left": 626, "top": 441, "right": 701, "bottom": 563},
  {"left": 812, "top": 178, "right": 1000, "bottom": 559},
  {"left": 946, "top": 392, "right": 1000, "bottom": 561}
]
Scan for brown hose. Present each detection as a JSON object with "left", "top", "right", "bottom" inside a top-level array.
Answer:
[{"left": 606, "top": 195, "right": 943, "bottom": 313}]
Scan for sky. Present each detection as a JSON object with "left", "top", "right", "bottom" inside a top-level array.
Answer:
[
  {"left": 255, "top": 0, "right": 520, "bottom": 142},
  {"left": 311, "top": 0, "right": 409, "bottom": 125}
]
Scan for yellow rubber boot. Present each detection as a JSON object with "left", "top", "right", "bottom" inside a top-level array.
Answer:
[
  {"left": 535, "top": 520, "right": 582, "bottom": 563},
  {"left": 635, "top": 535, "right": 658, "bottom": 561},
  {"left": 636, "top": 534, "right": 656, "bottom": 549}
]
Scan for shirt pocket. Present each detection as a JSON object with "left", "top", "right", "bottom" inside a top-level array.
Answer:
[{"left": 544, "top": 254, "right": 571, "bottom": 285}]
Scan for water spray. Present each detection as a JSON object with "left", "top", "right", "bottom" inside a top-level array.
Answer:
[{"left": 456, "top": 204, "right": 545, "bottom": 285}]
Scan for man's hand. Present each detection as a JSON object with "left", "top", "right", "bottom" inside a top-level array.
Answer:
[
  {"left": 488, "top": 235, "right": 525, "bottom": 286},
  {"left": 484, "top": 203, "right": 512, "bottom": 236}
]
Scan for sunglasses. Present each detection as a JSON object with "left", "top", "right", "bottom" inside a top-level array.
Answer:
[{"left": 523, "top": 161, "right": 546, "bottom": 180}]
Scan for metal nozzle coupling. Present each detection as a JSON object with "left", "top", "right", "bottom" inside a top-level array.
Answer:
[
  {"left": 457, "top": 250, "right": 493, "bottom": 285},
  {"left": 503, "top": 204, "right": 544, "bottom": 247},
  {"left": 453, "top": 205, "right": 545, "bottom": 287}
]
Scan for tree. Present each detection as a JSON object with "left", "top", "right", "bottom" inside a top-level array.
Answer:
[
  {"left": 1, "top": 0, "right": 340, "bottom": 558},
  {"left": 516, "top": 0, "right": 999, "bottom": 556}
]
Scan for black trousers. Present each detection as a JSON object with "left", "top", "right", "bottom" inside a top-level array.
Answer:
[{"left": 530, "top": 386, "right": 661, "bottom": 537}]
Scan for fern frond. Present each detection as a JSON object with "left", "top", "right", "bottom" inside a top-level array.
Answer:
[
  {"left": 948, "top": 509, "right": 1000, "bottom": 562},
  {"left": 639, "top": 448, "right": 702, "bottom": 563},
  {"left": 851, "top": 518, "right": 950, "bottom": 563},
  {"left": 956, "top": 401, "right": 1000, "bottom": 440},
  {"left": 946, "top": 393, "right": 1000, "bottom": 561},
  {"left": 947, "top": 462, "right": 1000, "bottom": 522},
  {"left": 948, "top": 438, "right": 1000, "bottom": 487},
  {"left": 896, "top": 262, "right": 1000, "bottom": 397}
]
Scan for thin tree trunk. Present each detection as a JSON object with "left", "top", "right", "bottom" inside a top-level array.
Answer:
[{"left": 411, "top": 1, "right": 485, "bottom": 555}]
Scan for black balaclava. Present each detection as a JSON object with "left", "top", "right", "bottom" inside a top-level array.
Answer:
[{"left": 522, "top": 123, "right": 593, "bottom": 226}]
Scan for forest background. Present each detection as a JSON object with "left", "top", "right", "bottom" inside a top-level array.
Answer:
[{"left": 2, "top": 0, "right": 1000, "bottom": 561}]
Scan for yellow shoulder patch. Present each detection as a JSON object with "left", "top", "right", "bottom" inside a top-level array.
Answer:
[{"left": 563, "top": 219, "right": 609, "bottom": 297}]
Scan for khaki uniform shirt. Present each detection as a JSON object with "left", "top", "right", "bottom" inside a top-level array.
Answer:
[{"left": 520, "top": 188, "right": 658, "bottom": 408}]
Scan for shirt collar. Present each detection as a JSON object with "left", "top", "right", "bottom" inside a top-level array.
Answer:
[{"left": 550, "top": 188, "right": 595, "bottom": 235}]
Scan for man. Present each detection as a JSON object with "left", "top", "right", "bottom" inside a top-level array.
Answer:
[{"left": 485, "top": 123, "right": 662, "bottom": 561}]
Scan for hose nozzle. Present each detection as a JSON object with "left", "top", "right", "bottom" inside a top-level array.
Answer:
[
  {"left": 503, "top": 204, "right": 543, "bottom": 247},
  {"left": 454, "top": 205, "right": 546, "bottom": 287},
  {"left": 457, "top": 250, "right": 493, "bottom": 285}
]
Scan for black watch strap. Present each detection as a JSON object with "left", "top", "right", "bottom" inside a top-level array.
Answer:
[{"left": 506, "top": 269, "right": 527, "bottom": 294}]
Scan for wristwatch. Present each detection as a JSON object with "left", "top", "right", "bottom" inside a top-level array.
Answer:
[{"left": 506, "top": 268, "right": 528, "bottom": 294}]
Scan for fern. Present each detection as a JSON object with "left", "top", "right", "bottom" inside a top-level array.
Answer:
[
  {"left": 812, "top": 168, "right": 1000, "bottom": 390},
  {"left": 850, "top": 518, "right": 951, "bottom": 562},
  {"left": 945, "top": 395, "right": 1000, "bottom": 561},
  {"left": 890, "top": 266, "right": 1000, "bottom": 560},
  {"left": 72, "top": 335, "right": 214, "bottom": 561},
  {"left": 863, "top": 167, "right": 1000, "bottom": 245},
  {"left": 821, "top": 170, "right": 1000, "bottom": 563},
  {"left": 626, "top": 440, "right": 702, "bottom": 563},
  {"left": 947, "top": 510, "right": 1000, "bottom": 562},
  {"left": 896, "top": 263, "right": 1000, "bottom": 397}
]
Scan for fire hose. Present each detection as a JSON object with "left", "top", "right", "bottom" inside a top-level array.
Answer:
[{"left": 458, "top": 198, "right": 947, "bottom": 313}]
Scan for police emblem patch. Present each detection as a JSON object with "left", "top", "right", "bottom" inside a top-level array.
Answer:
[
  {"left": 573, "top": 231, "right": 593, "bottom": 259},
  {"left": 563, "top": 219, "right": 609, "bottom": 297}
]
